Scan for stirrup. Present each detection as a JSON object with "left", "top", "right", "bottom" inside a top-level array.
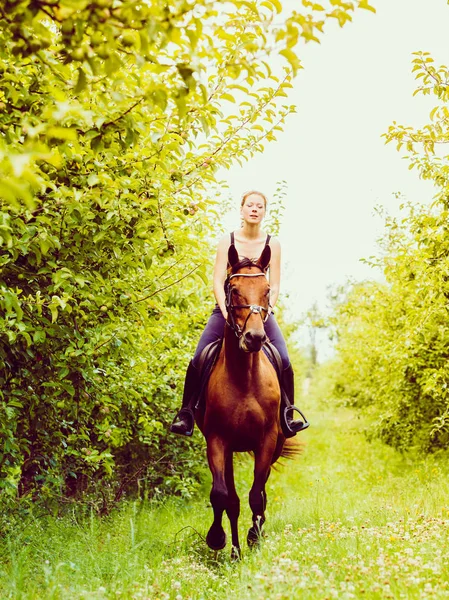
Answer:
[
  {"left": 282, "top": 406, "right": 310, "bottom": 438},
  {"left": 169, "top": 408, "right": 195, "bottom": 437}
]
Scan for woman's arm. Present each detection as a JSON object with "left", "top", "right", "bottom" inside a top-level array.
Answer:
[
  {"left": 213, "top": 235, "right": 230, "bottom": 319},
  {"left": 268, "top": 237, "right": 281, "bottom": 310}
]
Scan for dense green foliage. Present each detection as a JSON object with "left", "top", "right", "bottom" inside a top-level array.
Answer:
[
  {"left": 0, "top": 0, "right": 374, "bottom": 507},
  {"left": 326, "top": 52, "right": 449, "bottom": 453}
]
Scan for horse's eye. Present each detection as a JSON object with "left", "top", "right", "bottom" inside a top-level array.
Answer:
[{"left": 231, "top": 288, "right": 238, "bottom": 295}]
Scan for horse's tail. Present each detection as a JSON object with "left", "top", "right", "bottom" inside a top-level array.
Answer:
[
  {"left": 279, "top": 438, "right": 303, "bottom": 460},
  {"left": 270, "top": 438, "right": 303, "bottom": 471}
]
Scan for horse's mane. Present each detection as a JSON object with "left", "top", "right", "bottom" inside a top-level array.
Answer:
[{"left": 229, "top": 257, "right": 264, "bottom": 274}]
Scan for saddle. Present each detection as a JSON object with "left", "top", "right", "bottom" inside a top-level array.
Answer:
[
  {"left": 194, "top": 339, "right": 283, "bottom": 411},
  {"left": 194, "top": 339, "right": 223, "bottom": 410}
]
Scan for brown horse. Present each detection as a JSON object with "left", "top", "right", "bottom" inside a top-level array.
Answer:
[{"left": 195, "top": 243, "right": 298, "bottom": 559}]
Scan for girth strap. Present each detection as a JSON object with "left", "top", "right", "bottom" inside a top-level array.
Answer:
[{"left": 262, "top": 342, "right": 283, "bottom": 380}]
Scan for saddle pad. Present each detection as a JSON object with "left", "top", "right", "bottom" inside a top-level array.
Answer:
[
  {"left": 194, "top": 339, "right": 223, "bottom": 410},
  {"left": 194, "top": 340, "right": 282, "bottom": 411}
]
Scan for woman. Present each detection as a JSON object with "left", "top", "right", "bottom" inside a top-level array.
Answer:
[{"left": 170, "top": 190, "right": 307, "bottom": 437}]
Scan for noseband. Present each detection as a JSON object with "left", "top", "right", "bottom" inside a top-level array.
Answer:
[{"left": 225, "top": 272, "right": 271, "bottom": 339}]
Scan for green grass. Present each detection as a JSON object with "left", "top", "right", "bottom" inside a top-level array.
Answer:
[{"left": 2, "top": 393, "right": 449, "bottom": 599}]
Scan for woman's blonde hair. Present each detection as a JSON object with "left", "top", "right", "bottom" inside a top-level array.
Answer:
[{"left": 240, "top": 190, "right": 268, "bottom": 208}]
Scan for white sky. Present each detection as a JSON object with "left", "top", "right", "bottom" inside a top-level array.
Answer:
[{"left": 219, "top": 0, "right": 448, "bottom": 349}]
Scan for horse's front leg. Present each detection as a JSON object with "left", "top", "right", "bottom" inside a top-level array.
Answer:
[
  {"left": 224, "top": 453, "right": 241, "bottom": 560},
  {"left": 206, "top": 436, "right": 229, "bottom": 551},
  {"left": 247, "top": 439, "right": 275, "bottom": 547}
]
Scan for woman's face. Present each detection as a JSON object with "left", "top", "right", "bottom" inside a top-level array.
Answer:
[{"left": 241, "top": 193, "right": 266, "bottom": 225}]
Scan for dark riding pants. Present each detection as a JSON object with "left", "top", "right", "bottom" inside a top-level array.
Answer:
[{"left": 192, "top": 305, "right": 290, "bottom": 369}]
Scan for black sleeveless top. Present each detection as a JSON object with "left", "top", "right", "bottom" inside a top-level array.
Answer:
[{"left": 227, "top": 231, "right": 271, "bottom": 269}]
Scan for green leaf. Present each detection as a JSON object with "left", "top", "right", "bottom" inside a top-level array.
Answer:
[
  {"left": 50, "top": 304, "right": 58, "bottom": 323},
  {"left": 199, "top": 116, "right": 210, "bottom": 136},
  {"left": 105, "top": 52, "right": 123, "bottom": 76},
  {"left": 47, "top": 127, "right": 77, "bottom": 141},
  {"left": 358, "top": 0, "right": 376, "bottom": 13},
  {"left": 39, "top": 237, "right": 52, "bottom": 255},
  {"left": 199, "top": 84, "right": 208, "bottom": 104},
  {"left": 59, "top": 367, "right": 70, "bottom": 379},
  {"left": 3, "top": 290, "right": 23, "bottom": 321},
  {"left": 74, "top": 67, "right": 87, "bottom": 94},
  {"left": 87, "top": 173, "right": 100, "bottom": 186},
  {"left": 20, "top": 331, "right": 32, "bottom": 346},
  {"left": 152, "top": 89, "right": 168, "bottom": 112},
  {"left": 0, "top": 179, "right": 34, "bottom": 210},
  {"left": 264, "top": 0, "right": 282, "bottom": 13},
  {"left": 279, "top": 48, "right": 302, "bottom": 75},
  {"left": 33, "top": 330, "right": 47, "bottom": 343},
  {"left": 196, "top": 267, "right": 208, "bottom": 285},
  {"left": 0, "top": 181, "right": 20, "bottom": 209}
]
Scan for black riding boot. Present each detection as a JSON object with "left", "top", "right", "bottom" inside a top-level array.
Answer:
[
  {"left": 169, "top": 361, "right": 199, "bottom": 436},
  {"left": 280, "top": 364, "right": 309, "bottom": 438}
]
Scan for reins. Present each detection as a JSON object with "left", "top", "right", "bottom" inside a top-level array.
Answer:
[{"left": 225, "top": 272, "right": 271, "bottom": 339}]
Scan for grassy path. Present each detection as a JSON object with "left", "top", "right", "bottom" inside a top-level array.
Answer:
[{"left": 2, "top": 395, "right": 449, "bottom": 599}]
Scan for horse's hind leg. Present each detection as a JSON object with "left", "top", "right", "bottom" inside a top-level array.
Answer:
[
  {"left": 247, "top": 443, "right": 274, "bottom": 548},
  {"left": 225, "top": 454, "right": 241, "bottom": 560},
  {"left": 206, "top": 437, "right": 228, "bottom": 551}
]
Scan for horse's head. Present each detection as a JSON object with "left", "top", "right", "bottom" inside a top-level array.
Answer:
[{"left": 225, "top": 244, "right": 271, "bottom": 353}]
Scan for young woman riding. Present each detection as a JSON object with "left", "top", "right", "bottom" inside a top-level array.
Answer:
[{"left": 170, "top": 190, "right": 307, "bottom": 437}]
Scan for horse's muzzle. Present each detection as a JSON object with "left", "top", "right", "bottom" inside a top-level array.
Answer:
[{"left": 241, "top": 329, "right": 267, "bottom": 353}]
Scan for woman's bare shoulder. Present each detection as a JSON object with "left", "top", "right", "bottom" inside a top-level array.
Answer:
[
  {"left": 217, "top": 233, "right": 231, "bottom": 250},
  {"left": 269, "top": 236, "right": 281, "bottom": 252}
]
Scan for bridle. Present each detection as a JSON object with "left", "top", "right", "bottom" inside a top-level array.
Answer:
[{"left": 225, "top": 272, "right": 271, "bottom": 339}]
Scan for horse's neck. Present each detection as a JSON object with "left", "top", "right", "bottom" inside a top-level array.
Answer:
[{"left": 223, "top": 327, "right": 261, "bottom": 374}]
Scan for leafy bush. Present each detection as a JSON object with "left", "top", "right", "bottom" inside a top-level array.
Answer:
[{"left": 326, "top": 53, "right": 449, "bottom": 452}]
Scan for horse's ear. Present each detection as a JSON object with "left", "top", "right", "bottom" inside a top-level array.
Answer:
[
  {"left": 228, "top": 244, "right": 239, "bottom": 269},
  {"left": 257, "top": 245, "right": 271, "bottom": 272}
]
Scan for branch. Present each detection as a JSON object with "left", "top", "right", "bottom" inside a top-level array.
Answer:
[
  {"left": 421, "top": 61, "right": 449, "bottom": 88},
  {"left": 93, "top": 335, "right": 116, "bottom": 352},
  {"left": 171, "top": 525, "right": 207, "bottom": 546},
  {"left": 58, "top": 207, "right": 67, "bottom": 243},
  {"left": 103, "top": 97, "right": 145, "bottom": 128},
  {"left": 243, "top": 114, "right": 287, "bottom": 157},
  {"left": 183, "top": 71, "right": 291, "bottom": 177},
  {"left": 113, "top": 462, "right": 153, "bottom": 504},
  {"left": 0, "top": 6, "right": 13, "bottom": 22},
  {"left": 35, "top": 52, "right": 67, "bottom": 84},
  {"left": 157, "top": 257, "right": 186, "bottom": 283},
  {"left": 139, "top": 257, "right": 186, "bottom": 292},
  {"left": 157, "top": 193, "right": 170, "bottom": 247},
  {"left": 173, "top": 175, "right": 202, "bottom": 196},
  {"left": 37, "top": 4, "right": 59, "bottom": 22},
  {"left": 135, "top": 265, "right": 200, "bottom": 303}
]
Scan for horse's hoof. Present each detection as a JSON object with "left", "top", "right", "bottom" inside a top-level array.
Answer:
[
  {"left": 247, "top": 526, "right": 262, "bottom": 548},
  {"left": 206, "top": 526, "right": 227, "bottom": 551},
  {"left": 231, "top": 545, "right": 242, "bottom": 561}
]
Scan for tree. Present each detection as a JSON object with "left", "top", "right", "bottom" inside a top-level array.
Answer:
[{"left": 327, "top": 51, "right": 449, "bottom": 452}]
